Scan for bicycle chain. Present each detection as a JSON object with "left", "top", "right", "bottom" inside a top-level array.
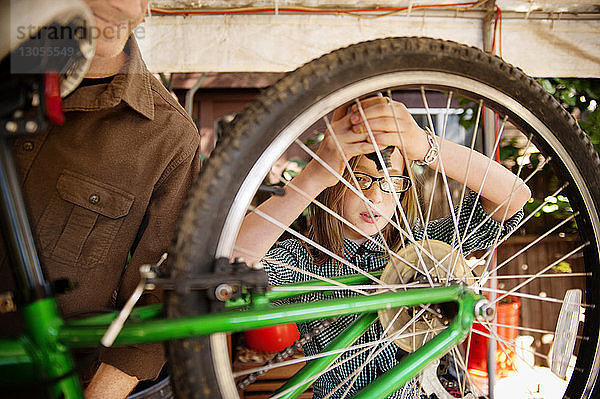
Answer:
[{"left": 237, "top": 317, "right": 338, "bottom": 389}]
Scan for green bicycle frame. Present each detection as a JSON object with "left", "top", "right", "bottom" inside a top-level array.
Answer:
[{"left": 0, "top": 273, "right": 483, "bottom": 399}]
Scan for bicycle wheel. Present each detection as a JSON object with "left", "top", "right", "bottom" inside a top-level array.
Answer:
[{"left": 166, "top": 37, "right": 600, "bottom": 399}]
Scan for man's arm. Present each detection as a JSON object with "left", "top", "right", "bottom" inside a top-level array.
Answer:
[
  {"left": 95, "top": 139, "right": 201, "bottom": 390},
  {"left": 85, "top": 363, "right": 139, "bottom": 399}
]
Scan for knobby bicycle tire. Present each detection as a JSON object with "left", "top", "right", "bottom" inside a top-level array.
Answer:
[{"left": 165, "top": 37, "right": 600, "bottom": 399}]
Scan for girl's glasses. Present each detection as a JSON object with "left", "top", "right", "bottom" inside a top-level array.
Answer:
[{"left": 354, "top": 172, "right": 411, "bottom": 194}]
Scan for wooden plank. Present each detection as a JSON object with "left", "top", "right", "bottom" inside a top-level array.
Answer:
[
  {"left": 137, "top": 15, "right": 600, "bottom": 77},
  {"left": 234, "top": 359, "right": 312, "bottom": 398},
  {"left": 494, "top": 235, "right": 587, "bottom": 368}
]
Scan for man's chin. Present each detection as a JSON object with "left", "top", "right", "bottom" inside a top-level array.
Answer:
[{"left": 94, "top": 39, "right": 129, "bottom": 59}]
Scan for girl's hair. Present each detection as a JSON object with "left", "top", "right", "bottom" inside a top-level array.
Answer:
[{"left": 308, "top": 155, "right": 421, "bottom": 264}]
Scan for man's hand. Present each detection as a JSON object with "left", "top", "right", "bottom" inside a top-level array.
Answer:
[{"left": 85, "top": 362, "right": 139, "bottom": 399}]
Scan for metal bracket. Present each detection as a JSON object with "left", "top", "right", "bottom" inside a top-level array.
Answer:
[
  {"left": 145, "top": 257, "right": 269, "bottom": 301},
  {"left": 1, "top": 75, "right": 47, "bottom": 137}
]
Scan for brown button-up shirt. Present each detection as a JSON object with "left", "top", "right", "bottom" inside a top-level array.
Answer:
[{"left": 0, "top": 38, "right": 201, "bottom": 381}]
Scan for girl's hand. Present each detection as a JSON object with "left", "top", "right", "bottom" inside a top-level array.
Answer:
[
  {"left": 348, "top": 97, "right": 430, "bottom": 162},
  {"left": 306, "top": 100, "right": 388, "bottom": 187},
  {"left": 306, "top": 97, "right": 429, "bottom": 187}
]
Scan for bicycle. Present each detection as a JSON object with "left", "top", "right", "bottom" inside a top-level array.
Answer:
[{"left": 1, "top": 12, "right": 599, "bottom": 399}]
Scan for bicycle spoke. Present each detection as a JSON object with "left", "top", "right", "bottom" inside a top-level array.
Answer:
[
  {"left": 386, "top": 89, "right": 432, "bottom": 253},
  {"left": 461, "top": 116, "right": 508, "bottom": 258},
  {"left": 472, "top": 204, "right": 572, "bottom": 280},
  {"left": 420, "top": 170, "right": 531, "bottom": 280},
  {"left": 353, "top": 99, "right": 436, "bottom": 287},
  {"left": 477, "top": 323, "right": 543, "bottom": 398},
  {"left": 426, "top": 124, "right": 541, "bottom": 282},
  {"left": 429, "top": 90, "right": 470, "bottom": 274},
  {"left": 450, "top": 346, "right": 487, "bottom": 399},
  {"left": 419, "top": 92, "right": 445, "bottom": 258},
  {"left": 333, "top": 306, "right": 431, "bottom": 398},
  {"left": 354, "top": 100, "right": 415, "bottom": 241},
  {"left": 323, "top": 112, "right": 436, "bottom": 287},
  {"left": 477, "top": 131, "right": 533, "bottom": 276},
  {"left": 269, "top": 342, "right": 373, "bottom": 399},
  {"left": 294, "top": 137, "right": 448, "bottom": 274},
  {"left": 233, "top": 324, "right": 443, "bottom": 379},
  {"left": 478, "top": 213, "right": 580, "bottom": 286},
  {"left": 284, "top": 171, "right": 454, "bottom": 322},
  {"left": 295, "top": 139, "right": 416, "bottom": 251},
  {"left": 478, "top": 286, "right": 591, "bottom": 307},
  {"left": 281, "top": 173, "right": 431, "bottom": 282},
  {"left": 436, "top": 179, "right": 534, "bottom": 280},
  {"left": 472, "top": 329, "right": 557, "bottom": 399},
  {"left": 272, "top": 307, "right": 431, "bottom": 399},
  {"left": 419, "top": 88, "right": 466, "bottom": 265},
  {"left": 500, "top": 181, "right": 568, "bottom": 239},
  {"left": 269, "top": 283, "right": 433, "bottom": 292},
  {"left": 488, "top": 241, "right": 589, "bottom": 307},
  {"left": 234, "top": 246, "right": 371, "bottom": 296},
  {"left": 449, "top": 348, "right": 466, "bottom": 398},
  {"left": 482, "top": 322, "right": 585, "bottom": 340},
  {"left": 473, "top": 325, "right": 550, "bottom": 399},
  {"left": 249, "top": 205, "right": 389, "bottom": 286},
  {"left": 335, "top": 308, "right": 407, "bottom": 399},
  {"left": 447, "top": 99, "right": 484, "bottom": 283},
  {"left": 451, "top": 99, "right": 483, "bottom": 247},
  {"left": 462, "top": 329, "right": 475, "bottom": 397},
  {"left": 440, "top": 273, "right": 589, "bottom": 282},
  {"left": 444, "top": 156, "right": 552, "bottom": 264},
  {"left": 323, "top": 115, "right": 397, "bottom": 264},
  {"left": 481, "top": 321, "right": 553, "bottom": 373},
  {"left": 458, "top": 132, "right": 535, "bottom": 287},
  {"left": 472, "top": 326, "right": 549, "bottom": 364}
]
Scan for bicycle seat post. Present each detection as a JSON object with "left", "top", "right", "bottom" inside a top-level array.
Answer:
[{"left": 0, "top": 135, "right": 52, "bottom": 302}]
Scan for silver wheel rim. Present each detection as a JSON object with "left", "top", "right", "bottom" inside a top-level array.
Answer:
[{"left": 209, "top": 71, "right": 600, "bottom": 399}]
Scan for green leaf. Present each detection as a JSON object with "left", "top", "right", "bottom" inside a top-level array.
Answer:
[
  {"left": 529, "top": 152, "right": 544, "bottom": 169},
  {"left": 560, "top": 90, "right": 577, "bottom": 107},
  {"left": 499, "top": 138, "right": 520, "bottom": 161},
  {"left": 552, "top": 261, "right": 572, "bottom": 273},
  {"left": 539, "top": 78, "right": 556, "bottom": 94}
]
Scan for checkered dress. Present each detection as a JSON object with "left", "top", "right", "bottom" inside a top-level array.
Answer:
[{"left": 262, "top": 191, "right": 523, "bottom": 399}]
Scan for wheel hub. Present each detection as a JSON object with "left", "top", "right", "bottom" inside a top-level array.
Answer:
[{"left": 378, "top": 239, "right": 472, "bottom": 353}]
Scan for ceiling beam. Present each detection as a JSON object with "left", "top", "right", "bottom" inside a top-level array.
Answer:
[{"left": 137, "top": 14, "right": 600, "bottom": 77}]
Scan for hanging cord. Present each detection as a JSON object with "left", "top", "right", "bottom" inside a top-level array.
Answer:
[
  {"left": 149, "top": 1, "right": 491, "bottom": 18},
  {"left": 490, "top": 6, "right": 503, "bottom": 58}
]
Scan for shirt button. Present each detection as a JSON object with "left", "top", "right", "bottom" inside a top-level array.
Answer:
[
  {"left": 22, "top": 141, "right": 34, "bottom": 152},
  {"left": 89, "top": 194, "right": 100, "bottom": 204}
]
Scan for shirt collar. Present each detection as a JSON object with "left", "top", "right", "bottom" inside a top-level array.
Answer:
[
  {"left": 343, "top": 234, "right": 387, "bottom": 256},
  {"left": 62, "top": 36, "right": 155, "bottom": 120}
]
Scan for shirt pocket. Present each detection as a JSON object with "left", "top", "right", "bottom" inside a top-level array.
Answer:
[{"left": 37, "top": 170, "right": 134, "bottom": 269}]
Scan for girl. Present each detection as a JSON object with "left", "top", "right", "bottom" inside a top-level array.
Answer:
[{"left": 235, "top": 97, "right": 531, "bottom": 398}]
